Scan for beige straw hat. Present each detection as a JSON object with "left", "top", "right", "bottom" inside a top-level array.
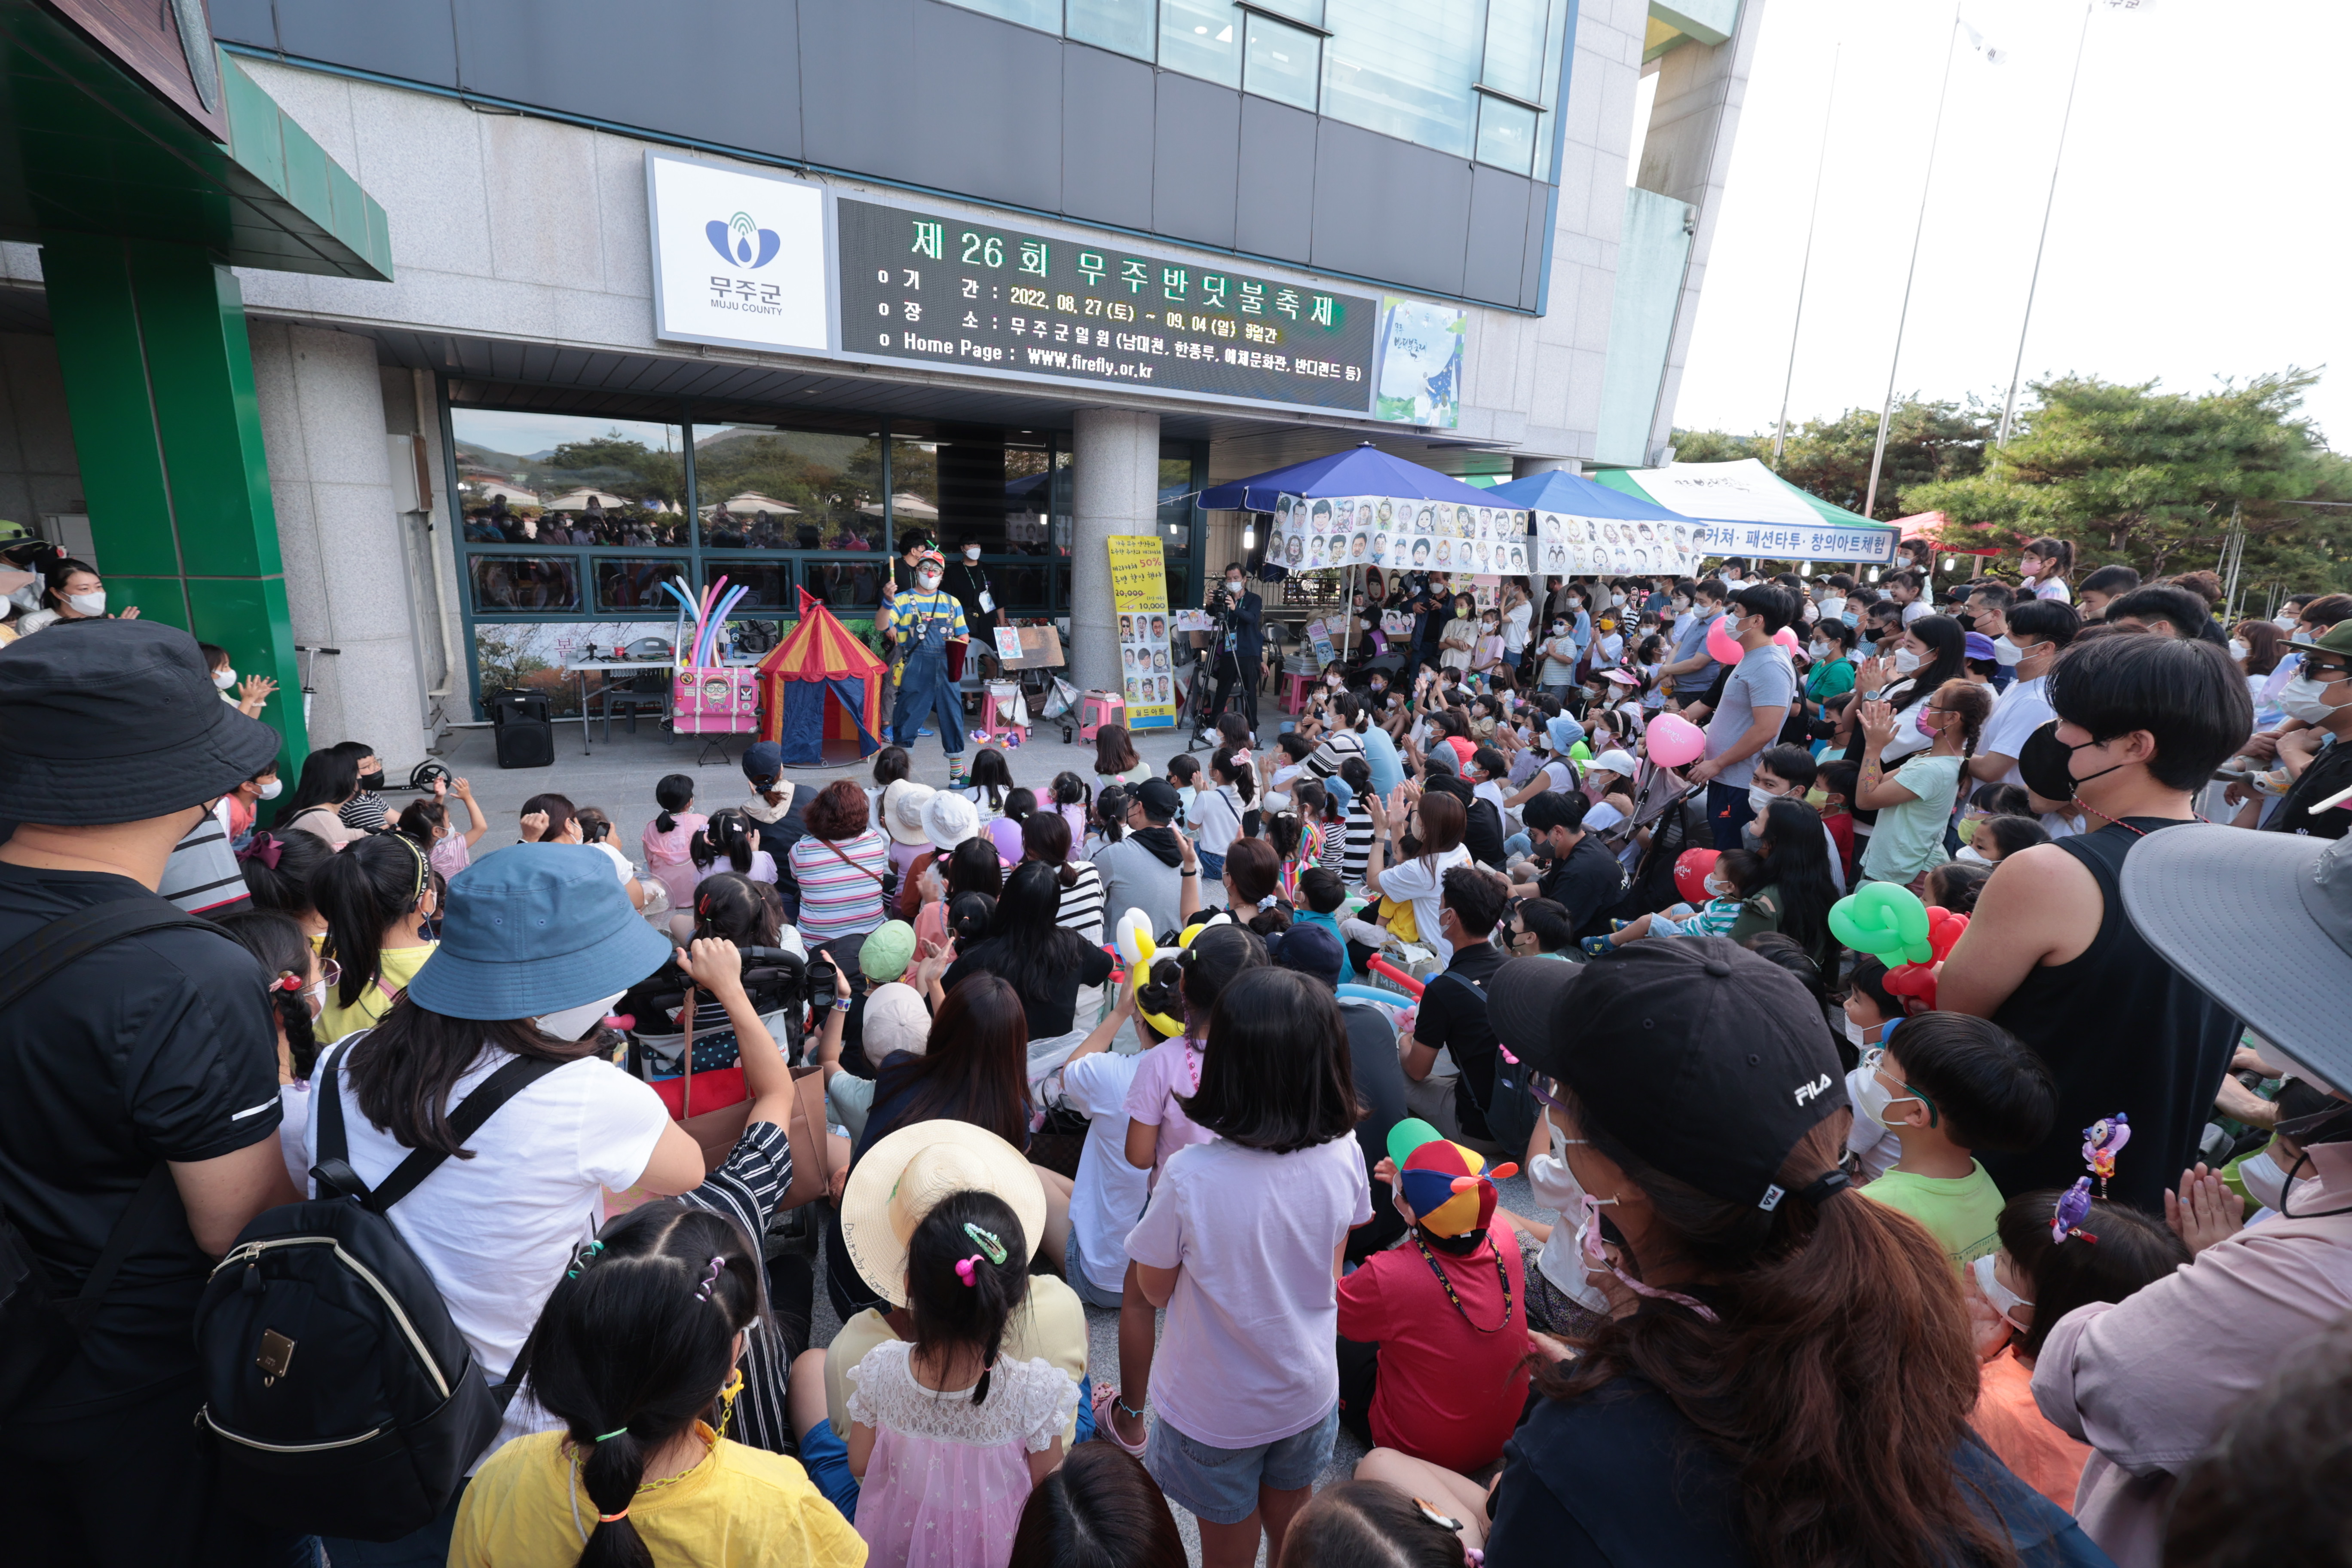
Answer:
[{"left": 837, "top": 1121, "right": 1047, "bottom": 1306}]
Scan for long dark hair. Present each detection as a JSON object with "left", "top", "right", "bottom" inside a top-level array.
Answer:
[
  {"left": 1534, "top": 1097, "right": 2015, "bottom": 1568},
  {"left": 525, "top": 1202, "right": 762, "bottom": 1568},
  {"left": 313, "top": 833, "right": 433, "bottom": 1010},
  {"left": 276, "top": 748, "right": 358, "bottom": 826},
  {"left": 1280, "top": 1479, "right": 1469, "bottom": 1568},
  {"left": 978, "top": 862, "right": 1093, "bottom": 1010},
  {"left": 652, "top": 772, "right": 695, "bottom": 835},
  {"left": 239, "top": 828, "right": 334, "bottom": 918},
  {"left": 1094, "top": 724, "right": 1139, "bottom": 776},
  {"left": 1010, "top": 1444, "right": 1186, "bottom": 1568},
  {"left": 1021, "top": 809, "right": 1080, "bottom": 887},
  {"left": 692, "top": 872, "right": 780, "bottom": 947},
  {"left": 521, "top": 792, "right": 579, "bottom": 843},
  {"left": 904, "top": 1190, "right": 1029, "bottom": 1407},
  {"left": 1886, "top": 614, "right": 1968, "bottom": 711},
  {"left": 890, "top": 974, "right": 1032, "bottom": 1146},
  {"left": 1210, "top": 746, "right": 1256, "bottom": 805},
  {"left": 213, "top": 909, "right": 321, "bottom": 1079},
  {"left": 1751, "top": 798, "right": 1837, "bottom": 962},
  {"left": 1182, "top": 968, "right": 1359, "bottom": 1153},
  {"left": 343, "top": 1001, "right": 603, "bottom": 1157},
  {"left": 968, "top": 747, "right": 1014, "bottom": 810},
  {"left": 691, "top": 808, "right": 759, "bottom": 873},
  {"left": 944, "top": 836, "right": 1004, "bottom": 898}
]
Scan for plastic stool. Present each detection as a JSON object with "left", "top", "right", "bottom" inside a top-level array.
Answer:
[
  {"left": 981, "top": 686, "right": 1029, "bottom": 744},
  {"left": 1078, "top": 690, "right": 1125, "bottom": 741},
  {"left": 1282, "top": 671, "right": 1313, "bottom": 714}
]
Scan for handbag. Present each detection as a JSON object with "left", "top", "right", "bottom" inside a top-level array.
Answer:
[{"left": 651, "top": 986, "right": 833, "bottom": 1209}]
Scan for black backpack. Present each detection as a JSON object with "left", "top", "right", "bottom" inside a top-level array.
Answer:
[
  {"left": 194, "top": 1047, "right": 561, "bottom": 1541},
  {"left": 0, "top": 899, "right": 229, "bottom": 1419}
]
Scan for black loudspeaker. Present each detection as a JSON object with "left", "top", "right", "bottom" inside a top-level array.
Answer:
[{"left": 485, "top": 689, "right": 554, "bottom": 769}]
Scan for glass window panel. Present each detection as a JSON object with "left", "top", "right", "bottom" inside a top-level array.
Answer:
[
  {"left": 1243, "top": 12, "right": 1320, "bottom": 110},
  {"left": 1480, "top": 0, "right": 1552, "bottom": 106},
  {"left": 802, "top": 556, "right": 888, "bottom": 614},
  {"left": 1066, "top": 0, "right": 1156, "bottom": 58},
  {"left": 1534, "top": 0, "right": 1569, "bottom": 179},
  {"left": 468, "top": 555, "right": 580, "bottom": 613},
  {"left": 450, "top": 409, "right": 685, "bottom": 546},
  {"left": 593, "top": 557, "right": 690, "bottom": 612},
  {"left": 934, "top": 0, "right": 1060, "bottom": 30},
  {"left": 1160, "top": 0, "right": 1240, "bottom": 86},
  {"left": 886, "top": 436, "right": 943, "bottom": 554},
  {"left": 1321, "top": 0, "right": 1482, "bottom": 158},
  {"left": 991, "top": 562, "right": 1053, "bottom": 612},
  {"left": 1476, "top": 95, "right": 1539, "bottom": 176},
  {"left": 698, "top": 558, "right": 793, "bottom": 612},
  {"left": 693, "top": 424, "right": 885, "bottom": 551},
  {"left": 1248, "top": 0, "right": 1323, "bottom": 26}
]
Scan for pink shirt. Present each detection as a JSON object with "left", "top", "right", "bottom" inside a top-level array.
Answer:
[
  {"left": 640, "top": 812, "right": 707, "bottom": 909},
  {"left": 1123, "top": 1035, "right": 1211, "bottom": 1187}
]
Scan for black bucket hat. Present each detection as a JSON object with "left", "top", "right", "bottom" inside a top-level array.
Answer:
[{"left": 0, "top": 619, "right": 282, "bottom": 825}]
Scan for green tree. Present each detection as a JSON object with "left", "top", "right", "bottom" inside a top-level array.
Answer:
[
  {"left": 1672, "top": 398, "right": 1993, "bottom": 520},
  {"left": 540, "top": 433, "right": 684, "bottom": 508},
  {"left": 1905, "top": 371, "right": 2346, "bottom": 591}
]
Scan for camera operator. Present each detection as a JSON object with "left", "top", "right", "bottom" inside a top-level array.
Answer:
[{"left": 1204, "top": 561, "right": 1264, "bottom": 739}]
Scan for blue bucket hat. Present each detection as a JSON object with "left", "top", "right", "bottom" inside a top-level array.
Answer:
[{"left": 406, "top": 843, "right": 670, "bottom": 1021}]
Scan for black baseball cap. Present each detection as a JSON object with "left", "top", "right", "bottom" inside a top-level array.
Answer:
[
  {"left": 1487, "top": 938, "right": 1848, "bottom": 1211},
  {"left": 1133, "top": 778, "right": 1181, "bottom": 822},
  {"left": 0, "top": 619, "right": 282, "bottom": 825}
]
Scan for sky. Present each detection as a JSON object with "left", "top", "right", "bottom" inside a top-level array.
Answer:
[{"left": 1672, "top": 0, "right": 2352, "bottom": 451}]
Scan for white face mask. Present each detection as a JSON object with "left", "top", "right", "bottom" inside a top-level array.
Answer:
[
  {"left": 1890, "top": 647, "right": 1921, "bottom": 674},
  {"left": 1610, "top": 593, "right": 1626, "bottom": 606},
  {"left": 1843, "top": 1019, "right": 1871, "bottom": 1051},
  {"left": 66, "top": 590, "right": 106, "bottom": 616},
  {"left": 257, "top": 778, "right": 284, "bottom": 800},
  {"left": 1226, "top": 577, "right": 1245, "bottom": 593},
  {"left": 538, "top": 989, "right": 628, "bottom": 1041},
  {"left": 1746, "top": 784, "right": 1780, "bottom": 815},
  {"left": 1994, "top": 636, "right": 2021, "bottom": 664},
  {"left": 1954, "top": 844, "right": 1991, "bottom": 865},
  {"left": 1971, "top": 1254, "right": 2034, "bottom": 1333},
  {"left": 212, "top": 668, "right": 237, "bottom": 689},
  {"left": 1325, "top": 675, "right": 1343, "bottom": 688},
  {"left": 2275, "top": 613, "right": 2298, "bottom": 630},
  {"left": 1701, "top": 875, "right": 1733, "bottom": 899},
  {"left": 1808, "top": 641, "right": 1830, "bottom": 659},
  {"left": 963, "top": 545, "right": 980, "bottom": 560},
  {"left": 917, "top": 570, "right": 943, "bottom": 592},
  {"left": 306, "top": 980, "right": 328, "bottom": 1018},
  {"left": 2278, "top": 675, "right": 2347, "bottom": 726},
  {"left": 1850, "top": 1063, "right": 1903, "bottom": 1129},
  {"left": 2238, "top": 1148, "right": 2303, "bottom": 1213}
]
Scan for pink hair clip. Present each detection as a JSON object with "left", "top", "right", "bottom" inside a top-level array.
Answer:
[{"left": 954, "top": 1254, "right": 982, "bottom": 1288}]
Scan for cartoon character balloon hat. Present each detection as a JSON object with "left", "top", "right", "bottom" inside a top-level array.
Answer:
[
  {"left": 2051, "top": 1178, "right": 2098, "bottom": 1245},
  {"left": 1113, "top": 907, "right": 1232, "bottom": 1040},
  {"left": 1826, "top": 882, "right": 1969, "bottom": 1011},
  {"left": 2081, "top": 1112, "right": 2130, "bottom": 1199},
  {"left": 1384, "top": 1117, "right": 1519, "bottom": 1239}
]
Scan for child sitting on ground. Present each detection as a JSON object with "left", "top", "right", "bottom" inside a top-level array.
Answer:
[
  {"left": 1291, "top": 868, "right": 1355, "bottom": 983},
  {"left": 1580, "top": 848, "right": 1761, "bottom": 956},
  {"left": 1856, "top": 1011, "right": 2056, "bottom": 1270},
  {"left": 1337, "top": 1120, "right": 1529, "bottom": 1476},
  {"left": 1164, "top": 755, "right": 1198, "bottom": 828},
  {"left": 1966, "top": 1190, "right": 2189, "bottom": 1512}
]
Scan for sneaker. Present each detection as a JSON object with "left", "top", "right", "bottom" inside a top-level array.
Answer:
[{"left": 1580, "top": 934, "right": 1616, "bottom": 958}]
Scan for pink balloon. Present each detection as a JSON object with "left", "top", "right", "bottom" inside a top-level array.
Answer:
[
  {"left": 1773, "top": 626, "right": 1801, "bottom": 652},
  {"left": 1645, "top": 712, "right": 1706, "bottom": 768},
  {"left": 1705, "top": 616, "right": 1743, "bottom": 666}
]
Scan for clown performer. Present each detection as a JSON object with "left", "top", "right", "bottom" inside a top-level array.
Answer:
[{"left": 879, "top": 546, "right": 973, "bottom": 785}]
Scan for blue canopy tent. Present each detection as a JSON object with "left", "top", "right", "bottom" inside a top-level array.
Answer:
[
  {"left": 1484, "top": 465, "right": 1715, "bottom": 579},
  {"left": 1482, "top": 467, "right": 1697, "bottom": 523},
  {"left": 1196, "top": 441, "right": 1497, "bottom": 512}
]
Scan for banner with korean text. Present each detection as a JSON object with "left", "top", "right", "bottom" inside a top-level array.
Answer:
[{"left": 1106, "top": 536, "right": 1176, "bottom": 729}]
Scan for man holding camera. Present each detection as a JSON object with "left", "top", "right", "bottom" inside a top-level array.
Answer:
[{"left": 1204, "top": 561, "right": 1263, "bottom": 739}]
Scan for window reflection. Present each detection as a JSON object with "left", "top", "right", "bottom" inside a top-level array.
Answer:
[
  {"left": 1320, "top": 0, "right": 1484, "bottom": 158},
  {"left": 701, "top": 559, "right": 792, "bottom": 609},
  {"left": 804, "top": 557, "right": 885, "bottom": 612},
  {"left": 469, "top": 556, "right": 581, "bottom": 612},
  {"left": 694, "top": 425, "right": 888, "bottom": 551},
  {"left": 1160, "top": 0, "right": 1240, "bottom": 86},
  {"left": 451, "top": 410, "right": 686, "bottom": 547},
  {"left": 594, "top": 557, "right": 689, "bottom": 612}
]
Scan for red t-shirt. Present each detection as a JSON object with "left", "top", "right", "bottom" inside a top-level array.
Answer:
[{"left": 1337, "top": 1219, "right": 1531, "bottom": 1472}]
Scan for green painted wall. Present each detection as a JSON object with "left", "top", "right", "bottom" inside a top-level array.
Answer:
[{"left": 43, "top": 233, "right": 308, "bottom": 772}]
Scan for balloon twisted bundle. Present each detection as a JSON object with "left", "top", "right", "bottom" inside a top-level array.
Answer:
[{"left": 1827, "top": 882, "right": 1968, "bottom": 1009}]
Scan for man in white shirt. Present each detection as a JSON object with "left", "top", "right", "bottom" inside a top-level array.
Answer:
[{"left": 1970, "top": 600, "right": 2080, "bottom": 790}]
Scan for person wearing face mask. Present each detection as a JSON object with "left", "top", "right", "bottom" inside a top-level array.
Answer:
[
  {"left": 0, "top": 619, "right": 299, "bottom": 1567},
  {"left": 1498, "top": 580, "right": 1533, "bottom": 671},
  {"left": 223, "top": 764, "right": 282, "bottom": 843},
  {"left": 1687, "top": 585, "right": 1798, "bottom": 849},
  {"left": 1657, "top": 577, "right": 1726, "bottom": 703},
  {"left": 13, "top": 555, "right": 141, "bottom": 634},
  {"left": 879, "top": 547, "right": 974, "bottom": 786},
  {"left": 1534, "top": 611, "right": 1579, "bottom": 698},
  {"left": 940, "top": 534, "right": 1005, "bottom": 664},
  {"left": 1939, "top": 635, "right": 2253, "bottom": 1213},
  {"left": 1204, "top": 560, "right": 1264, "bottom": 738},
  {"left": 328, "top": 739, "right": 392, "bottom": 834},
  {"left": 275, "top": 746, "right": 369, "bottom": 848},
  {"left": 1969, "top": 599, "right": 2080, "bottom": 792},
  {"left": 198, "top": 641, "right": 279, "bottom": 719},
  {"left": 1560, "top": 585, "right": 1593, "bottom": 663},
  {"left": 2254, "top": 621, "right": 2352, "bottom": 839},
  {"left": 2024, "top": 822, "right": 2352, "bottom": 1568}
]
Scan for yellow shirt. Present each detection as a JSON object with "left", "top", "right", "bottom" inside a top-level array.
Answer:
[
  {"left": 823, "top": 1272, "right": 1089, "bottom": 1442},
  {"left": 316, "top": 941, "right": 436, "bottom": 1043},
  {"left": 451, "top": 1424, "right": 865, "bottom": 1568}
]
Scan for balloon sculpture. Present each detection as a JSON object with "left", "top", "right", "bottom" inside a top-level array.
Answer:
[
  {"left": 2082, "top": 1112, "right": 2131, "bottom": 1198},
  {"left": 2051, "top": 1177, "right": 2095, "bottom": 1244},
  {"left": 1827, "top": 882, "right": 1969, "bottom": 1009},
  {"left": 1644, "top": 711, "right": 1707, "bottom": 769},
  {"left": 1114, "top": 909, "right": 1232, "bottom": 1041}
]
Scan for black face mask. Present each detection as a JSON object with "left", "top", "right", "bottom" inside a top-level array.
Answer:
[
  {"left": 2016, "top": 720, "right": 2129, "bottom": 803},
  {"left": 357, "top": 770, "right": 386, "bottom": 792}
]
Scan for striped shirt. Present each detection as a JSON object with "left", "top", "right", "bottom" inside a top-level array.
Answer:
[
  {"left": 1341, "top": 802, "right": 1376, "bottom": 884},
  {"left": 1053, "top": 859, "right": 1107, "bottom": 943},
  {"left": 787, "top": 828, "right": 890, "bottom": 942},
  {"left": 1305, "top": 727, "right": 1366, "bottom": 781},
  {"left": 674, "top": 1119, "right": 798, "bottom": 1456},
  {"left": 1315, "top": 817, "right": 1347, "bottom": 874},
  {"left": 339, "top": 789, "right": 391, "bottom": 834},
  {"left": 161, "top": 802, "right": 250, "bottom": 916}
]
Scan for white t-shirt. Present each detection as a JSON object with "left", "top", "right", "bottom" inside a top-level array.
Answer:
[
  {"left": 1901, "top": 600, "right": 1929, "bottom": 625},
  {"left": 300, "top": 1039, "right": 669, "bottom": 1444},
  {"left": 588, "top": 840, "right": 634, "bottom": 885},
  {"left": 1058, "top": 1051, "right": 1148, "bottom": 1298},
  {"left": 1194, "top": 784, "right": 1246, "bottom": 858},
  {"left": 1979, "top": 674, "right": 2054, "bottom": 790},
  {"left": 1376, "top": 844, "right": 1473, "bottom": 958},
  {"left": 1473, "top": 779, "right": 1510, "bottom": 822},
  {"left": 1502, "top": 599, "right": 1533, "bottom": 655},
  {"left": 2033, "top": 579, "right": 2073, "bottom": 603}
]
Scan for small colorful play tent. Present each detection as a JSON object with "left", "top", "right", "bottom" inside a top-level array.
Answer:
[{"left": 758, "top": 588, "right": 886, "bottom": 763}]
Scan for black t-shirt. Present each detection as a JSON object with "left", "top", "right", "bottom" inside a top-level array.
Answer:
[
  {"left": 2266, "top": 741, "right": 2352, "bottom": 840},
  {"left": 1340, "top": 998, "right": 1410, "bottom": 1259},
  {"left": 943, "top": 937, "right": 1114, "bottom": 1038},
  {"left": 1413, "top": 940, "right": 1506, "bottom": 1141},
  {"left": 0, "top": 864, "right": 282, "bottom": 1420},
  {"left": 1541, "top": 833, "right": 1628, "bottom": 936}
]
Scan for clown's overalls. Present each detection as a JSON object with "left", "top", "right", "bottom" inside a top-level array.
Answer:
[{"left": 882, "top": 582, "right": 970, "bottom": 782}]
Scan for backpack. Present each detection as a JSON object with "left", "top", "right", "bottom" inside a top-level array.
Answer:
[
  {"left": 194, "top": 1047, "right": 561, "bottom": 1541},
  {"left": 0, "top": 898, "right": 229, "bottom": 1418}
]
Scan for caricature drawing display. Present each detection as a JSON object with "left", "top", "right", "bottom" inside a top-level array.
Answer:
[{"left": 1265, "top": 494, "right": 1539, "bottom": 582}]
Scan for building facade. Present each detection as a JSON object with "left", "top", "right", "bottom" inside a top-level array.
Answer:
[{"left": 3, "top": 0, "right": 1761, "bottom": 772}]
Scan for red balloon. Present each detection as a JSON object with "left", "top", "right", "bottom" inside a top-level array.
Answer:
[
  {"left": 1674, "top": 848, "right": 1719, "bottom": 905},
  {"left": 1924, "top": 907, "right": 1970, "bottom": 963},
  {"left": 1883, "top": 962, "right": 1941, "bottom": 1008}
]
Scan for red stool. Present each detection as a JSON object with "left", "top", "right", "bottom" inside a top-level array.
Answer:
[
  {"left": 980, "top": 684, "right": 1028, "bottom": 744},
  {"left": 1282, "top": 671, "right": 1313, "bottom": 714},
  {"left": 1078, "top": 690, "right": 1125, "bottom": 741}
]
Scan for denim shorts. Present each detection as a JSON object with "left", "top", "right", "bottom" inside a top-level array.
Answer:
[
  {"left": 1061, "top": 1223, "right": 1128, "bottom": 1312},
  {"left": 796, "top": 1419, "right": 860, "bottom": 1522},
  {"left": 1197, "top": 848, "right": 1226, "bottom": 885},
  {"left": 1145, "top": 1404, "right": 1339, "bottom": 1525}
]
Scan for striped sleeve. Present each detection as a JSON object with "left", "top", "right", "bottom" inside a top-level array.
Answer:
[
  {"left": 788, "top": 829, "right": 889, "bottom": 943},
  {"left": 1054, "top": 860, "right": 1107, "bottom": 943},
  {"left": 675, "top": 1120, "right": 795, "bottom": 1454}
]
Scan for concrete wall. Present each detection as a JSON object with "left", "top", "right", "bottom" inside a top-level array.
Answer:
[{"left": 1594, "top": 185, "right": 1694, "bottom": 466}]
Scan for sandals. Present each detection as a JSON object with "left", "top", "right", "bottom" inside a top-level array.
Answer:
[{"left": 1091, "top": 1380, "right": 1148, "bottom": 1456}]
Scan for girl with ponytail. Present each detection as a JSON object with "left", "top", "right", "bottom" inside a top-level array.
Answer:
[
  {"left": 641, "top": 772, "right": 707, "bottom": 910},
  {"left": 1021, "top": 808, "right": 1106, "bottom": 942},
  {"left": 2019, "top": 537, "right": 2076, "bottom": 603},
  {"left": 846, "top": 1189, "right": 1076, "bottom": 1565},
  {"left": 449, "top": 1200, "right": 861, "bottom": 1568},
  {"left": 212, "top": 910, "right": 326, "bottom": 1193},
  {"left": 238, "top": 826, "right": 334, "bottom": 933},
  {"left": 1473, "top": 940, "right": 2098, "bottom": 1568},
  {"left": 1192, "top": 747, "right": 1253, "bottom": 883},
  {"left": 312, "top": 831, "right": 439, "bottom": 1041}
]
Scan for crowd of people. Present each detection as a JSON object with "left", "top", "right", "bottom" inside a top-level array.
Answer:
[{"left": 2, "top": 530, "right": 2349, "bottom": 1568}]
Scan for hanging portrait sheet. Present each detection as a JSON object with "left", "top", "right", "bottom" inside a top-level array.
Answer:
[
  {"left": 1265, "top": 494, "right": 1535, "bottom": 581},
  {"left": 1526, "top": 513, "right": 1702, "bottom": 579}
]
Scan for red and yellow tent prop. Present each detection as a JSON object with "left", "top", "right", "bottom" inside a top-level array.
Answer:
[{"left": 757, "top": 588, "right": 886, "bottom": 763}]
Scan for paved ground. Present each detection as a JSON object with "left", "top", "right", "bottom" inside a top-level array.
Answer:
[{"left": 422, "top": 704, "right": 1543, "bottom": 1565}]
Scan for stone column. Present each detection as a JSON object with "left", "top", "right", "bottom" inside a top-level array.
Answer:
[
  {"left": 1513, "top": 454, "right": 1582, "bottom": 478},
  {"left": 248, "top": 319, "right": 432, "bottom": 772},
  {"left": 1068, "top": 407, "right": 1160, "bottom": 698}
]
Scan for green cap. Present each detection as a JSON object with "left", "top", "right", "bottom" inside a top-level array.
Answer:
[
  {"left": 1385, "top": 1117, "right": 1445, "bottom": 1172},
  {"left": 860, "top": 920, "right": 916, "bottom": 984}
]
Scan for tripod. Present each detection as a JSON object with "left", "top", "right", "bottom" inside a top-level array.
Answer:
[{"left": 1185, "top": 605, "right": 1251, "bottom": 749}]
